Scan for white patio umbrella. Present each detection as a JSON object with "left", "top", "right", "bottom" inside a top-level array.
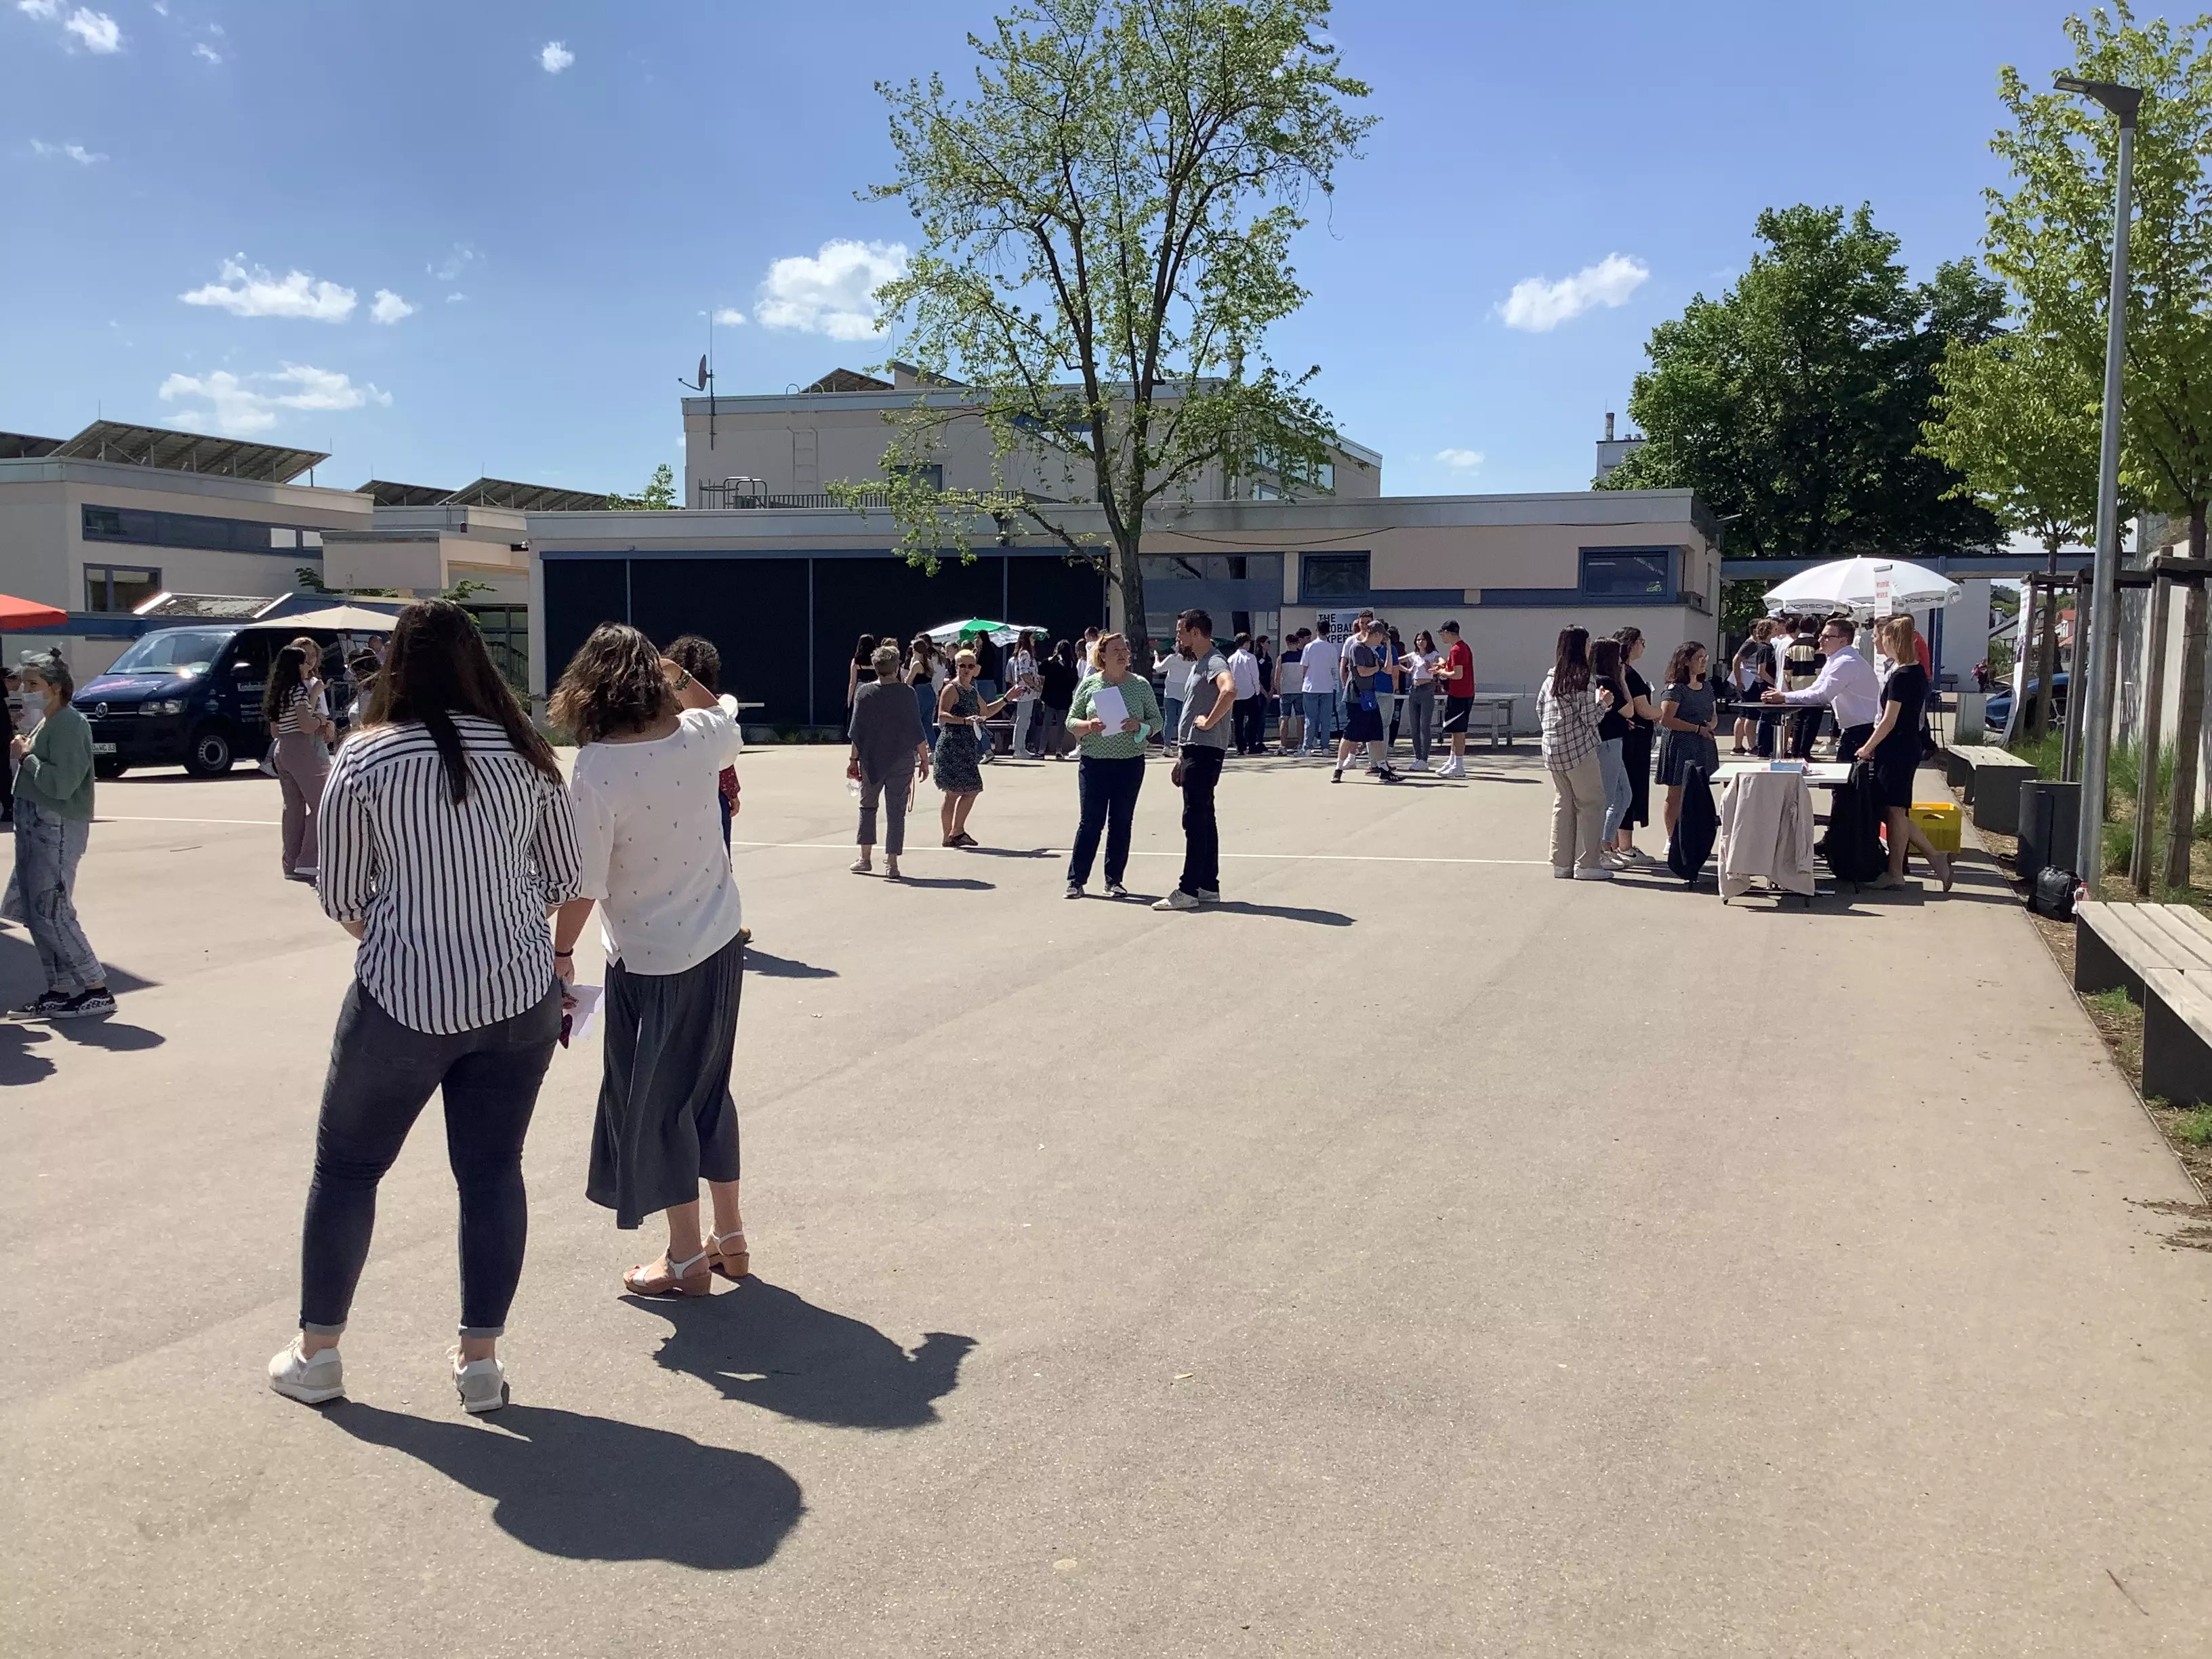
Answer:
[
  {"left": 1761, "top": 556, "right": 1961, "bottom": 615},
  {"left": 924, "top": 618, "right": 1050, "bottom": 647},
  {"left": 277, "top": 602, "right": 403, "bottom": 632}
]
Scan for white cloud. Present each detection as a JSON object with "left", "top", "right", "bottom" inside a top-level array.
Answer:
[
  {"left": 713, "top": 307, "right": 747, "bottom": 326},
  {"left": 158, "top": 363, "right": 390, "bottom": 436},
  {"left": 369, "top": 289, "right": 415, "bottom": 325},
  {"left": 192, "top": 41, "right": 219, "bottom": 63},
  {"left": 30, "top": 138, "right": 104, "bottom": 164},
  {"left": 17, "top": 0, "right": 59, "bottom": 16},
  {"left": 180, "top": 256, "right": 356, "bottom": 322},
  {"left": 445, "top": 292, "right": 468, "bottom": 304},
  {"left": 755, "top": 239, "right": 907, "bottom": 341},
  {"left": 1435, "top": 448, "right": 1484, "bottom": 470},
  {"left": 539, "top": 39, "right": 572, "bottom": 73},
  {"left": 1498, "top": 253, "right": 1650, "bottom": 333},
  {"left": 429, "top": 243, "right": 477, "bottom": 282},
  {"left": 62, "top": 7, "right": 120, "bottom": 51}
]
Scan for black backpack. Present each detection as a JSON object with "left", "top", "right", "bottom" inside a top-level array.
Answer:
[
  {"left": 1667, "top": 764, "right": 1718, "bottom": 884},
  {"left": 1820, "top": 761, "right": 1889, "bottom": 886}
]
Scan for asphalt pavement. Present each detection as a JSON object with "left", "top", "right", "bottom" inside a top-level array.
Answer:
[{"left": 3, "top": 742, "right": 2207, "bottom": 1657}]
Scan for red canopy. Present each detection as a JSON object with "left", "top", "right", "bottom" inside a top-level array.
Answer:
[{"left": 0, "top": 593, "right": 67, "bottom": 629}]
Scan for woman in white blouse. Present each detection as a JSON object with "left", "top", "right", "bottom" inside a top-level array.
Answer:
[
  {"left": 268, "top": 599, "right": 582, "bottom": 1417},
  {"left": 551, "top": 624, "right": 750, "bottom": 1303}
]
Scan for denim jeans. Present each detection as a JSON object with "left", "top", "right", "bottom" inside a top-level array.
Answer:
[
  {"left": 1303, "top": 690, "right": 1337, "bottom": 748},
  {"left": 1163, "top": 699, "right": 1184, "bottom": 748},
  {"left": 1401, "top": 683, "right": 1436, "bottom": 763},
  {"left": 1598, "top": 737, "right": 1633, "bottom": 842},
  {"left": 1067, "top": 754, "right": 1145, "bottom": 886},
  {"left": 1177, "top": 746, "right": 1225, "bottom": 894},
  {"left": 299, "top": 979, "right": 562, "bottom": 1338},
  {"left": 11, "top": 797, "right": 102, "bottom": 996}
]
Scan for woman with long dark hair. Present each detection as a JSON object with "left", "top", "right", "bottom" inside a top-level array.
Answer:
[
  {"left": 1591, "top": 636, "right": 1635, "bottom": 869},
  {"left": 1538, "top": 626, "right": 1608, "bottom": 878},
  {"left": 263, "top": 636, "right": 336, "bottom": 881},
  {"left": 907, "top": 635, "right": 945, "bottom": 750},
  {"left": 1611, "top": 626, "right": 1660, "bottom": 863},
  {"left": 268, "top": 600, "right": 580, "bottom": 1416},
  {"left": 845, "top": 632, "right": 878, "bottom": 712},
  {"left": 551, "top": 623, "right": 750, "bottom": 1300},
  {"left": 1656, "top": 640, "right": 1721, "bottom": 842},
  {"left": 1397, "top": 629, "right": 1440, "bottom": 771}
]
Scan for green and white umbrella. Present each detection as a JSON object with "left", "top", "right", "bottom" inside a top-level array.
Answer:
[{"left": 925, "top": 618, "right": 1048, "bottom": 646}]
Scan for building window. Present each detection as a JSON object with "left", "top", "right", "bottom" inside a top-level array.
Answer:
[
  {"left": 466, "top": 605, "right": 529, "bottom": 693},
  {"left": 81, "top": 502, "right": 329, "bottom": 557},
  {"left": 886, "top": 463, "right": 943, "bottom": 491},
  {"left": 1580, "top": 548, "right": 1673, "bottom": 600},
  {"left": 1299, "top": 552, "right": 1370, "bottom": 598},
  {"left": 84, "top": 564, "right": 162, "bottom": 613},
  {"left": 1140, "top": 553, "right": 1284, "bottom": 586}
]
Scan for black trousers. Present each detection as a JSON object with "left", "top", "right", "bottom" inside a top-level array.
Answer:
[
  {"left": 1068, "top": 753, "right": 1145, "bottom": 886},
  {"left": 1233, "top": 695, "right": 1267, "bottom": 753},
  {"left": 299, "top": 979, "right": 562, "bottom": 1338},
  {"left": 1178, "top": 746, "right": 1225, "bottom": 895},
  {"left": 1788, "top": 708, "right": 1821, "bottom": 758},
  {"left": 1836, "top": 722, "right": 1876, "bottom": 764}
]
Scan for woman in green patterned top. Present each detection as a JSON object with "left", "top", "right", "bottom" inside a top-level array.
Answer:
[{"left": 1063, "top": 632, "right": 1162, "bottom": 899}]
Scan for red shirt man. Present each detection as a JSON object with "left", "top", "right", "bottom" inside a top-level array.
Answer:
[{"left": 1434, "top": 620, "right": 1475, "bottom": 777}]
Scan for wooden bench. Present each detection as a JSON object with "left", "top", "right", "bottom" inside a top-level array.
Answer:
[
  {"left": 1943, "top": 743, "right": 2038, "bottom": 836},
  {"left": 2075, "top": 901, "right": 2212, "bottom": 1106}
]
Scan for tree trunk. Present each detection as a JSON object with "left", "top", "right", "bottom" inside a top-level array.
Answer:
[
  {"left": 2160, "top": 504, "right": 2211, "bottom": 889},
  {"left": 2031, "top": 544, "right": 2060, "bottom": 738},
  {"left": 2131, "top": 572, "right": 2169, "bottom": 894},
  {"left": 1115, "top": 536, "right": 1149, "bottom": 660}
]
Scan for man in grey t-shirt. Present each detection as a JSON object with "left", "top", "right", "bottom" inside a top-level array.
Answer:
[{"left": 1157, "top": 609, "right": 1236, "bottom": 912}]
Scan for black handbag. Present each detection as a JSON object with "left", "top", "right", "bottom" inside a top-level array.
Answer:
[{"left": 2032, "top": 866, "right": 2078, "bottom": 920}]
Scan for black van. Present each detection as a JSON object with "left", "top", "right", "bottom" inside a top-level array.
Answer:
[{"left": 72, "top": 623, "right": 358, "bottom": 778}]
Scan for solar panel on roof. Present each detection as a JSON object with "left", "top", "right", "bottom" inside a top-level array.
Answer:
[{"left": 49, "top": 419, "right": 327, "bottom": 484}]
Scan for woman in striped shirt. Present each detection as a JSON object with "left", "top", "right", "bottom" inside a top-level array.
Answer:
[
  {"left": 268, "top": 599, "right": 582, "bottom": 1416},
  {"left": 263, "top": 636, "right": 335, "bottom": 882}
]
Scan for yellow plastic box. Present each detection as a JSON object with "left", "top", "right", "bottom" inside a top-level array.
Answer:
[{"left": 1909, "top": 800, "right": 1962, "bottom": 853}]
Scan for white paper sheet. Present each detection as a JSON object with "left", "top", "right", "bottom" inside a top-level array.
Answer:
[
  {"left": 1090, "top": 681, "right": 1130, "bottom": 735},
  {"left": 561, "top": 985, "right": 603, "bottom": 1047}
]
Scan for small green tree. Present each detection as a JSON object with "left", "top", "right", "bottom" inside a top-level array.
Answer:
[
  {"left": 1599, "top": 205, "right": 2007, "bottom": 566},
  {"left": 848, "top": 0, "right": 1372, "bottom": 642},
  {"left": 1986, "top": 3, "right": 2212, "bottom": 883},
  {"left": 1921, "top": 324, "right": 2102, "bottom": 734},
  {"left": 607, "top": 462, "right": 679, "bottom": 511}
]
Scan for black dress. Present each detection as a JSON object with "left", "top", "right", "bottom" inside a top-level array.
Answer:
[
  {"left": 1870, "top": 663, "right": 1929, "bottom": 808},
  {"left": 1622, "top": 665, "right": 1655, "bottom": 829}
]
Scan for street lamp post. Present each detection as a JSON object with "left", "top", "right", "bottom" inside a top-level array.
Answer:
[{"left": 2057, "top": 73, "right": 2142, "bottom": 894}]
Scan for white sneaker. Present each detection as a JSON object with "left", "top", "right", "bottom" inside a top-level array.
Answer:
[
  {"left": 1552, "top": 865, "right": 1574, "bottom": 879},
  {"left": 1601, "top": 849, "right": 1633, "bottom": 870},
  {"left": 1153, "top": 888, "right": 1202, "bottom": 912},
  {"left": 1197, "top": 888, "right": 1220, "bottom": 902},
  {"left": 1572, "top": 865, "right": 1616, "bottom": 881},
  {"left": 1407, "top": 760, "right": 1431, "bottom": 773},
  {"left": 449, "top": 1347, "right": 510, "bottom": 1414},
  {"left": 268, "top": 1338, "right": 345, "bottom": 1406},
  {"left": 1437, "top": 762, "right": 1465, "bottom": 779}
]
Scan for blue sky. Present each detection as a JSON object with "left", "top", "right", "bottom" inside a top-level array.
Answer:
[{"left": 0, "top": 0, "right": 2147, "bottom": 499}]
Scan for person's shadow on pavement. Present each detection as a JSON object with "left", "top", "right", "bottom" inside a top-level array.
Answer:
[
  {"left": 325, "top": 1403, "right": 802, "bottom": 1568},
  {"left": 630, "top": 1279, "right": 975, "bottom": 1431}
]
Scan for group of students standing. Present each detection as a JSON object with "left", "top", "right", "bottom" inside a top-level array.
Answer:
[
  {"left": 1537, "top": 612, "right": 1951, "bottom": 890},
  {"left": 268, "top": 600, "right": 757, "bottom": 1416}
]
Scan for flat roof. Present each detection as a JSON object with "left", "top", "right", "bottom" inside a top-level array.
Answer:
[
  {"left": 49, "top": 419, "right": 328, "bottom": 484},
  {"left": 357, "top": 479, "right": 454, "bottom": 507},
  {"left": 0, "top": 431, "right": 64, "bottom": 460}
]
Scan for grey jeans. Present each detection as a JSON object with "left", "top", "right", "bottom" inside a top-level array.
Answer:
[
  {"left": 272, "top": 731, "right": 329, "bottom": 875},
  {"left": 857, "top": 768, "right": 914, "bottom": 857},
  {"left": 10, "top": 797, "right": 102, "bottom": 996}
]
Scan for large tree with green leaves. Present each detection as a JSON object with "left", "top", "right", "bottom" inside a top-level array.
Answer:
[
  {"left": 1985, "top": 3, "right": 2212, "bottom": 887},
  {"left": 1598, "top": 204, "right": 2007, "bottom": 609},
  {"left": 849, "top": 0, "right": 1372, "bottom": 640},
  {"left": 1922, "top": 325, "right": 2103, "bottom": 734}
]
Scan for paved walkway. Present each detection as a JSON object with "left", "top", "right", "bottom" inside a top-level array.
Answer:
[{"left": 3, "top": 747, "right": 2207, "bottom": 1656}]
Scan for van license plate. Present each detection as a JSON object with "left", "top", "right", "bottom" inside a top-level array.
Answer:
[{"left": 91, "top": 743, "right": 116, "bottom": 756}]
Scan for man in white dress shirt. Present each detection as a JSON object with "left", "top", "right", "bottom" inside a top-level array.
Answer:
[{"left": 1762, "top": 616, "right": 1883, "bottom": 761}]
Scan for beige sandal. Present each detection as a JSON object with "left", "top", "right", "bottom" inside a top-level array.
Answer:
[
  {"left": 623, "top": 1248, "right": 712, "bottom": 1298},
  {"left": 708, "top": 1229, "right": 750, "bottom": 1282}
]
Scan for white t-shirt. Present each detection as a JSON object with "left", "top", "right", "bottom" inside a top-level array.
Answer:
[
  {"left": 716, "top": 691, "right": 744, "bottom": 749},
  {"left": 1406, "top": 649, "right": 1439, "bottom": 684},
  {"left": 1300, "top": 636, "right": 1341, "bottom": 692},
  {"left": 569, "top": 706, "right": 745, "bottom": 976}
]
